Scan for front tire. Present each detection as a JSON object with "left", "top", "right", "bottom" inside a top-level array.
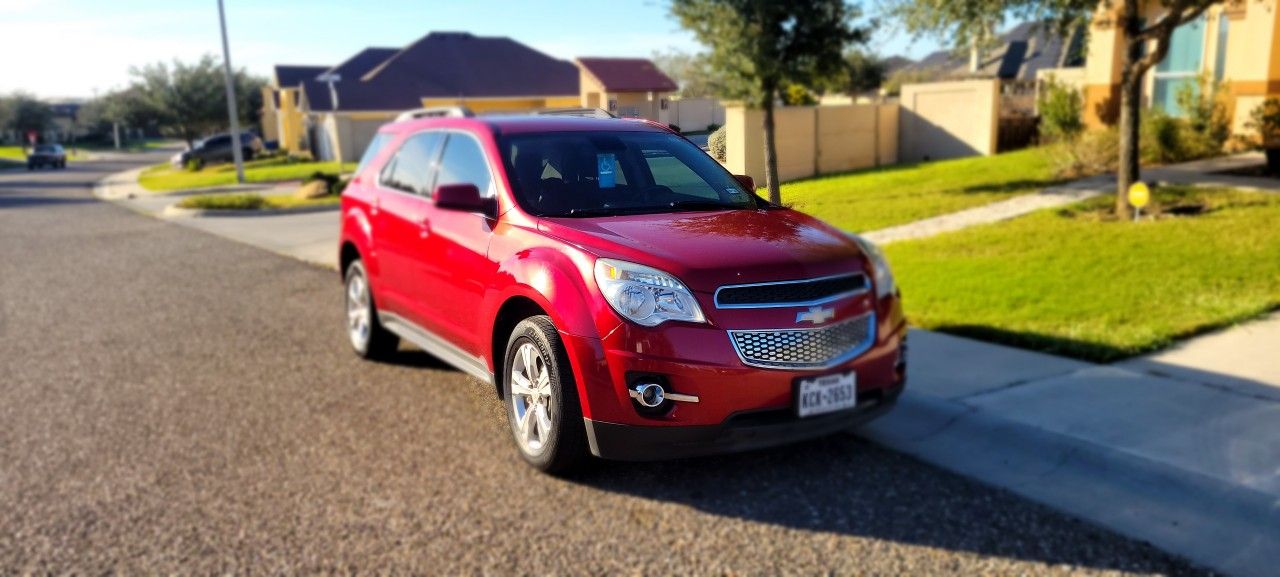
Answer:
[
  {"left": 344, "top": 260, "right": 399, "bottom": 359},
  {"left": 503, "top": 316, "right": 587, "bottom": 474}
]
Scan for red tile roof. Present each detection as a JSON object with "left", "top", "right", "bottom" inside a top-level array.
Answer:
[{"left": 576, "top": 57, "right": 678, "bottom": 93}]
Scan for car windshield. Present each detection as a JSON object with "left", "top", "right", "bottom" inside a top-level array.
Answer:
[
  {"left": 35, "top": 145, "right": 58, "bottom": 153},
  {"left": 500, "top": 130, "right": 761, "bottom": 217}
]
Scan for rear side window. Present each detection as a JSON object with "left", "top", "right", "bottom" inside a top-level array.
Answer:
[
  {"left": 436, "top": 134, "right": 495, "bottom": 198},
  {"left": 356, "top": 133, "right": 391, "bottom": 175},
  {"left": 379, "top": 132, "right": 444, "bottom": 196}
]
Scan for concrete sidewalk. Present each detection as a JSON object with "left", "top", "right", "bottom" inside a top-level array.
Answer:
[
  {"left": 862, "top": 328, "right": 1280, "bottom": 577},
  {"left": 94, "top": 165, "right": 1280, "bottom": 575}
]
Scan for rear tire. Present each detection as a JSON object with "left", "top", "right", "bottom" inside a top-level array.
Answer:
[
  {"left": 503, "top": 316, "right": 588, "bottom": 474},
  {"left": 344, "top": 259, "right": 399, "bottom": 360}
]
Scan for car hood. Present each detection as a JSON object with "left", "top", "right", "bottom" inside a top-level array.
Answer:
[{"left": 538, "top": 208, "right": 868, "bottom": 292}]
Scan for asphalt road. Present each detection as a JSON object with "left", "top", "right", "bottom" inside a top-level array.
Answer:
[{"left": 0, "top": 158, "right": 1206, "bottom": 575}]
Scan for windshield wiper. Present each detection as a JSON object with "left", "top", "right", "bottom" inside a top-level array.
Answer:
[
  {"left": 563, "top": 206, "right": 648, "bottom": 217},
  {"left": 667, "top": 200, "right": 738, "bottom": 212}
]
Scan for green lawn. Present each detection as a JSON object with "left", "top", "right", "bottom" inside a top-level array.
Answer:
[
  {"left": 783, "top": 147, "right": 1061, "bottom": 232},
  {"left": 175, "top": 191, "right": 342, "bottom": 211},
  {"left": 139, "top": 157, "right": 354, "bottom": 192},
  {"left": 886, "top": 186, "right": 1280, "bottom": 361}
]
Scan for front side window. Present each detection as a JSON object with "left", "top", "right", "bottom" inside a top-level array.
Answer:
[
  {"left": 379, "top": 132, "right": 444, "bottom": 196},
  {"left": 356, "top": 132, "right": 392, "bottom": 175},
  {"left": 436, "top": 134, "right": 495, "bottom": 198},
  {"left": 500, "top": 130, "right": 760, "bottom": 217}
]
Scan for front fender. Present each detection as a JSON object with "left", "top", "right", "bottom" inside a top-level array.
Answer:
[{"left": 484, "top": 245, "right": 620, "bottom": 341}]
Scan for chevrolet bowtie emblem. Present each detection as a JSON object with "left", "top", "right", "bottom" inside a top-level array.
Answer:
[{"left": 796, "top": 305, "right": 836, "bottom": 325}]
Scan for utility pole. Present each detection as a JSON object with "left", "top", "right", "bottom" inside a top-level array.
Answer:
[{"left": 216, "top": 0, "right": 245, "bottom": 184}]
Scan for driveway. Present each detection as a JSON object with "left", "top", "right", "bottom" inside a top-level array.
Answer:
[{"left": 0, "top": 158, "right": 1203, "bottom": 574}]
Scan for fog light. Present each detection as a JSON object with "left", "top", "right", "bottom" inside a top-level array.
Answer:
[{"left": 631, "top": 382, "right": 665, "bottom": 408}]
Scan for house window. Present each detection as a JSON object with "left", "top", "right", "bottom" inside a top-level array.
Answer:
[
  {"left": 1152, "top": 16, "right": 1206, "bottom": 117},
  {"left": 660, "top": 98, "right": 669, "bottom": 111},
  {"left": 608, "top": 98, "right": 618, "bottom": 112}
]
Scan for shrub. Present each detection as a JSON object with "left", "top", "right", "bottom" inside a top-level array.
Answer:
[
  {"left": 1050, "top": 127, "right": 1119, "bottom": 178},
  {"left": 184, "top": 158, "right": 203, "bottom": 172},
  {"left": 176, "top": 193, "right": 265, "bottom": 210},
  {"left": 1244, "top": 97, "right": 1280, "bottom": 147},
  {"left": 783, "top": 84, "right": 816, "bottom": 106},
  {"left": 1037, "top": 76, "right": 1084, "bottom": 143},
  {"left": 708, "top": 125, "right": 727, "bottom": 161},
  {"left": 706, "top": 122, "right": 721, "bottom": 132},
  {"left": 1141, "top": 108, "right": 1185, "bottom": 164},
  {"left": 1175, "top": 76, "right": 1231, "bottom": 152}
]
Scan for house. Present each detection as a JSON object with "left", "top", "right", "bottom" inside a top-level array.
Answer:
[
  {"left": 1079, "top": 2, "right": 1271, "bottom": 136},
  {"left": 575, "top": 57, "right": 678, "bottom": 120},
  {"left": 900, "top": 21, "right": 1086, "bottom": 82},
  {"left": 264, "top": 32, "right": 583, "bottom": 161}
]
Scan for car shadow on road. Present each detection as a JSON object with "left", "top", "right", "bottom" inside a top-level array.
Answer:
[
  {"left": 568, "top": 432, "right": 1202, "bottom": 574},
  {"left": 371, "top": 348, "right": 458, "bottom": 371}
]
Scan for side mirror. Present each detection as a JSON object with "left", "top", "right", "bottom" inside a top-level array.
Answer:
[
  {"left": 434, "top": 183, "right": 495, "bottom": 217},
  {"left": 733, "top": 174, "right": 755, "bottom": 191}
]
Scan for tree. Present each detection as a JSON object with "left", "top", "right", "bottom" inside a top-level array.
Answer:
[
  {"left": 672, "top": 0, "right": 870, "bottom": 203},
  {"left": 820, "top": 50, "right": 887, "bottom": 95},
  {"left": 883, "top": 0, "right": 1230, "bottom": 217},
  {"left": 127, "top": 55, "right": 266, "bottom": 148},
  {"left": 651, "top": 48, "right": 725, "bottom": 98},
  {"left": 1, "top": 92, "right": 53, "bottom": 143}
]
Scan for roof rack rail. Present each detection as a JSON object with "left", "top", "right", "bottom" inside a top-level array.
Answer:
[
  {"left": 395, "top": 106, "right": 474, "bottom": 122},
  {"left": 532, "top": 107, "right": 617, "bottom": 119}
]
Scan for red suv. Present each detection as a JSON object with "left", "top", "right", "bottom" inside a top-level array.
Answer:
[{"left": 339, "top": 114, "right": 906, "bottom": 473}]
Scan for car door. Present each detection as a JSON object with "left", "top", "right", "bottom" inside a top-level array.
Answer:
[
  {"left": 417, "top": 131, "right": 500, "bottom": 357},
  {"left": 371, "top": 131, "right": 445, "bottom": 327}
]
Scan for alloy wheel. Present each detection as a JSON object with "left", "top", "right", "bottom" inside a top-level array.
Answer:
[{"left": 509, "top": 342, "right": 555, "bottom": 455}]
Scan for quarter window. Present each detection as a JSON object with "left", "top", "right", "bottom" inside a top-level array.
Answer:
[
  {"left": 380, "top": 132, "right": 444, "bottom": 196},
  {"left": 436, "top": 134, "right": 495, "bottom": 198}
]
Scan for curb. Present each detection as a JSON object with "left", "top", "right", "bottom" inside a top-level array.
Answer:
[
  {"left": 160, "top": 202, "right": 339, "bottom": 219},
  {"left": 857, "top": 391, "right": 1280, "bottom": 577}
]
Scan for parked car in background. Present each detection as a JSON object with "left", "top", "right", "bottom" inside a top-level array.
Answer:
[
  {"left": 338, "top": 113, "right": 907, "bottom": 474},
  {"left": 27, "top": 144, "right": 67, "bottom": 170},
  {"left": 171, "top": 132, "right": 263, "bottom": 168}
]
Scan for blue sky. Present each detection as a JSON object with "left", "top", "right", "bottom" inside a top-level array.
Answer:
[{"left": 2, "top": 0, "right": 943, "bottom": 98}]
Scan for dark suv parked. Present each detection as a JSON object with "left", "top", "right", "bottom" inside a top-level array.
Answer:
[{"left": 173, "top": 132, "right": 262, "bottom": 168}]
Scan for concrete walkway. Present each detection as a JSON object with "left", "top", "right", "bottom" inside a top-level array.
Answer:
[{"left": 93, "top": 163, "right": 1280, "bottom": 575}]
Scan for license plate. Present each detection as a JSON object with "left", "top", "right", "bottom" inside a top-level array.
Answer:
[{"left": 795, "top": 371, "right": 857, "bottom": 418}]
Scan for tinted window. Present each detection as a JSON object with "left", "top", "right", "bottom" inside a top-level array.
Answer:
[
  {"left": 380, "top": 132, "right": 444, "bottom": 196},
  {"left": 436, "top": 134, "right": 495, "bottom": 198},
  {"left": 203, "top": 136, "right": 229, "bottom": 148}
]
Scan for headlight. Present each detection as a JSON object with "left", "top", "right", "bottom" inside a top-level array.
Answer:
[
  {"left": 594, "top": 258, "right": 705, "bottom": 326},
  {"left": 851, "top": 235, "right": 896, "bottom": 299}
]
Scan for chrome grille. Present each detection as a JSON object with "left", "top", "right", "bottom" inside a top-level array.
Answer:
[
  {"left": 728, "top": 313, "right": 875, "bottom": 369},
  {"left": 715, "top": 273, "right": 868, "bottom": 308}
]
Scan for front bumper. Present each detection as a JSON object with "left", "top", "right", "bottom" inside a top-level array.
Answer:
[
  {"left": 583, "top": 385, "right": 901, "bottom": 461},
  {"left": 559, "top": 294, "right": 908, "bottom": 460}
]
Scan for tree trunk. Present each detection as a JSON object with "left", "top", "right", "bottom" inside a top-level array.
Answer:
[
  {"left": 1115, "top": 0, "right": 1142, "bottom": 219},
  {"left": 762, "top": 90, "right": 781, "bottom": 204},
  {"left": 1116, "top": 72, "right": 1140, "bottom": 219}
]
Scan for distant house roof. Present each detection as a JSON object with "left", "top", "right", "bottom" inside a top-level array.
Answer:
[
  {"left": 274, "top": 65, "right": 329, "bottom": 88},
  {"left": 323, "top": 47, "right": 399, "bottom": 81},
  {"left": 576, "top": 57, "right": 678, "bottom": 92},
  {"left": 294, "top": 32, "right": 581, "bottom": 113},
  {"left": 904, "top": 21, "right": 1084, "bottom": 81}
]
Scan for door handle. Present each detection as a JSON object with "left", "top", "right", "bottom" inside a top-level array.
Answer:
[{"left": 418, "top": 216, "right": 431, "bottom": 238}]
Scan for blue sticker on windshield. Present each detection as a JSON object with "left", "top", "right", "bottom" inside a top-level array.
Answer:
[{"left": 597, "top": 153, "right": 616, "bottom": 189}]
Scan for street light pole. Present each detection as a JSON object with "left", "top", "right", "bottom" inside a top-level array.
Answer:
[
  {"left": 317, "top": 73, "right": 342, "bottom": 167},
  {"left": 216, "top": 0, "right": 245, "bottom": 184}
]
